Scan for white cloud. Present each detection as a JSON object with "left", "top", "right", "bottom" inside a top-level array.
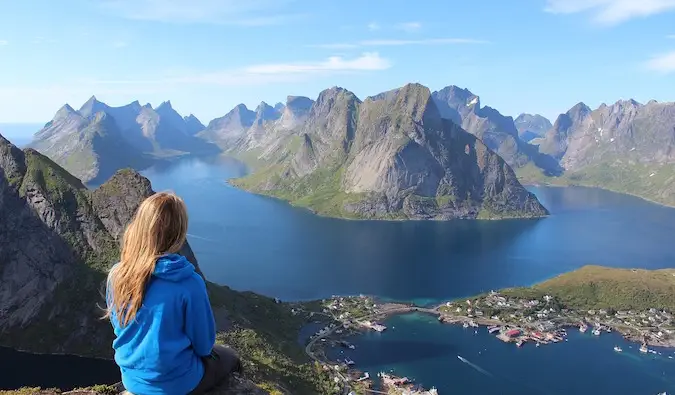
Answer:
[
  {"left": 99, "top": 0, "right": 305, "bottom": 25},
  {"left": 0, "top": 40, "right": 7, "bottom": 46},
  {"left": 308, "top": 37, "right": 489, "bottom": 49},
  {"left": 668, "top": 34, "right": 675, "bottom": 38},
  {"left": 112, "top": 40, "right": 128, "bottom": 48},
  {"left": 367, "top": 22, "right": 381, "bottom": 31},
  {"left": 82, "top": 53, "right": 391, "bottom": 87},
  {"left": 644, "top": 51, "right": 675, "bottom": 73},
  {"left": 396, "top": 22, "right": 422, "bottom": 33},
  {"left": 545, "top": 0, "right": 675, "bottom": 25}
]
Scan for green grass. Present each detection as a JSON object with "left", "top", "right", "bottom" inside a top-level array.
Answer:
[
  {"left": 533, "top": 265, "right": 675, "bottom": 312},
  {"left": 516, "top": 159, "right": 675, "bottom": 207}
]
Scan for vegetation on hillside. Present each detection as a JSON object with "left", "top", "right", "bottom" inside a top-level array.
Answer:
[
  {"left": 503, "top": 265, "right": 675, "bottom": 312},
  {"left": 516, "top": 160, "right": 675, "bottom": 207}
]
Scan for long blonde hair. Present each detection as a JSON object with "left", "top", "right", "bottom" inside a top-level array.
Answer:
[{"left": 104, "top": 191, "right": 189, "bottom": 326}]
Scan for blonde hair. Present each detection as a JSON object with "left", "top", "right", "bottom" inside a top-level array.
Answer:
[{"left": 104, "top": 191, "right": 189, "bottom": 326}]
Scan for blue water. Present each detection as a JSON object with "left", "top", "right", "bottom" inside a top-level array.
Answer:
[
  {"left": 141, "top": 158, "right": 675, "bottom": 394},
  {"left": 143, "top": 158, "right": 675, "bottom": 304},
  {"left": 328, "top": 313, "right": 675, "bottom": 395}
]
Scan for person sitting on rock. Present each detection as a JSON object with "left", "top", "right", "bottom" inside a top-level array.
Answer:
[{"left": 104, "top": 191, "right": 242, "bottom": 395}]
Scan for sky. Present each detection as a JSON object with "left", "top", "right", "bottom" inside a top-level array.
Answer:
[{"left": 0, "top": 0, "right": 674, "bottom": 132}]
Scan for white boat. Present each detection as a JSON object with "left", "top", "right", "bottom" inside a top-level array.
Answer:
[
  {"left": 640, "top": 344, "right": 649, "bottom": 353},
  {"left": 579, "top": 324, "right": 588, "bottom": 333},
  {"left": 592, "top": 329, "right": 601, "bottom": 336},
  {"left": 344, "top": 357, "right": 355, "bottom": 365},
  {"left": 463, "top": 322, "right": 469, "bottom": 328},
  {"left": 614, "top": 346, "right": 623, "bottom": 352}
]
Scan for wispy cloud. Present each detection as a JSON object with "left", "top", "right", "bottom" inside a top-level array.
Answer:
[
  {"left": 308, "top": 38, "right": 489, "bottom": 49},
  {"left": 396, "top": 22, "right": 422, "bottom": 33},
  {"left": 545, "top": 0, "right": 675, "bottom": 25},
  {"left": 367, "top": 22, "right": 381, "bottom": 31},
  {"left": 644, "top": 50, "right": 675, "bottom": 73},
  {"left": 99, "top": 0, "right": 306, "bottom": 25},
  {"left": 32, "top": 36, "right": 57, "bottom": 44},
  {"left": 0, "top": 40, "right": 8, "bottom": 46},
  {"left": 82, "top": 53, "right": 391, "bottom": 87},
  {"left": 112, "top": 40, "right": 128, "bottom": 48},
  {"left": 668, "top": 34, "right": 675, "bottom": 39}
]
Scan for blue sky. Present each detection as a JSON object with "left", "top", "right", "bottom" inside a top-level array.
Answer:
[{"left": 0, "top": 0, "right": 674, "bottom": 131}]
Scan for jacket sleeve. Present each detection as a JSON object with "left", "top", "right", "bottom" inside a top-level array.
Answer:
[{"left": 184, "top": 273, "right": 216, "bottom": 357}]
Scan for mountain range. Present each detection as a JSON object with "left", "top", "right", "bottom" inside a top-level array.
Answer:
[
  {"left": 0, "top": 133, "right": 329, "bottom": 393},
  {"left": 25, "top": 83, "right": 675, "bottom": 210},
  {"left": 28, "top": 97, "right": 219, "bottom": 185},
  {"left": 531, "top": 99, "right": 675, "bottom": 205}
]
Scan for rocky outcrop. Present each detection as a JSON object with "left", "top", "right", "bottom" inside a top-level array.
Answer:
[{"left": 232, "top": 84, "right": 548, "bottom": 220}]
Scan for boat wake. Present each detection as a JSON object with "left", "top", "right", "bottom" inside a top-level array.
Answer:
[
  {"left": 187, "top": 233, "right": 218, "bottom": 243},
  {"left": 457, "top": 355, "right": 493, "bottom": 377}
]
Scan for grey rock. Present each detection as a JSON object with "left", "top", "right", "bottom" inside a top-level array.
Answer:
[
  {"left": 234, "top": 83, "right": 548, "bottom": 220},
  {"left": 515, "top": 113, "right": 552, "bottom": 142},
  {"left": 431, "top": 86, "right": 558, "bottom": 174}
]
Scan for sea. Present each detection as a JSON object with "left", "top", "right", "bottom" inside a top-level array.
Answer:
[{"left": 3, "top": 156, "right": 675, "bottom": 394}]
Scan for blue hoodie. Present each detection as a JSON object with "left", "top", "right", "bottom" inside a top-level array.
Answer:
[{"left": 107, "top": 254, "right": 216, "bottom": 395}]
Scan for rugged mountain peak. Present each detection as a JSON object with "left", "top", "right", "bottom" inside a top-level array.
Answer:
[
  {"left": 79, "top": 96, "right": 110, "bottom": 118},
  {"left": 567, "top": 102, "right": 591, "bottom": 120},
  {"left": 274, "top": 102, "right": 285, "bottom": 111},
  {"left": 514, "top": 113, "right": 552, "bottom": 141},
  {"left": 184, "top": 114, "right": 205, "bottom": 135},
  {"left": 385, "top": 83, "right": 441, "bottom": 124},
  {"left": 311, "top": 86, "right": 361, "bottom": 119},
  {"left": 0, "top": 132, "right": 27, "bottom": 185},
  {"left": 142, "top": 103, "right": 153, "bottom": 110},
  {"left": 157, "top": 100, "right": 173, "bottom": 111},
  {"left": 253, "top": 101, "right": 280, "bottom": 123},
  {"left": 278, "top": 96, "right": 313, "bottom": 129},
  {"left": 54, "top": 103, "right": 78, "bottom": 120}
]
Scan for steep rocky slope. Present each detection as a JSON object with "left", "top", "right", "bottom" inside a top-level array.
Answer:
[
  {"left": 0, "top": 133, "right": 333, "bottom": 394},
  {"left": 29, "top": 98, "right": 219, "bottom": 184},
  {"left": 534, "top": 99, "right": 675, "bottom": 205},
  {"left": 431, "top": 85, "right": 559, "bottom": 175},
  {"left": 232, "top": 84, "right": 548, "bottom": 220}
]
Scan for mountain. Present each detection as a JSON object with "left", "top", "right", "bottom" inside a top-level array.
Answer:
[
  {"left": 231, "top": 83, "right": 548, "bottom": 220},
  {"left": 431, "top": 86, "right": 559, "bottom": 174},
  {"left": 28, "top": 106, "right": 153, "bottom": 185},
  {"left": 29, "top": 98, "right": 220, "bottom": 184},
  {"left": 514, "top": 114, "right": 552, "bottom": 142},
  {"left": 0, "top": 133, "right": 334, "bottom": 394},
  {"left": 184, "top": 114, "right": 206, "bottom": 135},
  {"left": 197, "top": 104, "right": 257, "bottom": 149},
  {"left": 534, "top": 99, "right": 675, "bottom": 205}
]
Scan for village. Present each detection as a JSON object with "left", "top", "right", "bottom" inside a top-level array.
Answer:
[
  {"left": 299, "top": 291, "right": 675, "bottom": 394},
  {"left": 300, "top": 295, "right": 440, "bottom": 394},
  {"left": 437, "top": 290, "right": 675, "bottom": 352}
]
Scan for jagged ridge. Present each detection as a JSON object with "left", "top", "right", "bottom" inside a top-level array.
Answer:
[{"left": 231, "top": 83, "right": 548, "bottom": 220}]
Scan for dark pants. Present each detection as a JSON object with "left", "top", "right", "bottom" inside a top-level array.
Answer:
[{"left": 188, "top": 344, "right": 242, "bottom": 394}]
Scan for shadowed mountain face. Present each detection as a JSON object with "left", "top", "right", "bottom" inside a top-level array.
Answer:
[
  {"left": 515, "top": 114, "right": 552, "bottom": 142},
  {"left": 28, "top": 97, "right": 219, "bottom": 185},
  {"left": 431, "top": 86, "right": 559, "bottom": 175},
  {"left": 535, "top": 99, "right": 675, "bottom": 205},
  {"left": 230, "top": 83, "right": 548, "bottom": 220}
]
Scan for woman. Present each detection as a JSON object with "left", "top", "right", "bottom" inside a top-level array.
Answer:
[{"left": 105, "top": 191, "right": 241, "bottom": 395}]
